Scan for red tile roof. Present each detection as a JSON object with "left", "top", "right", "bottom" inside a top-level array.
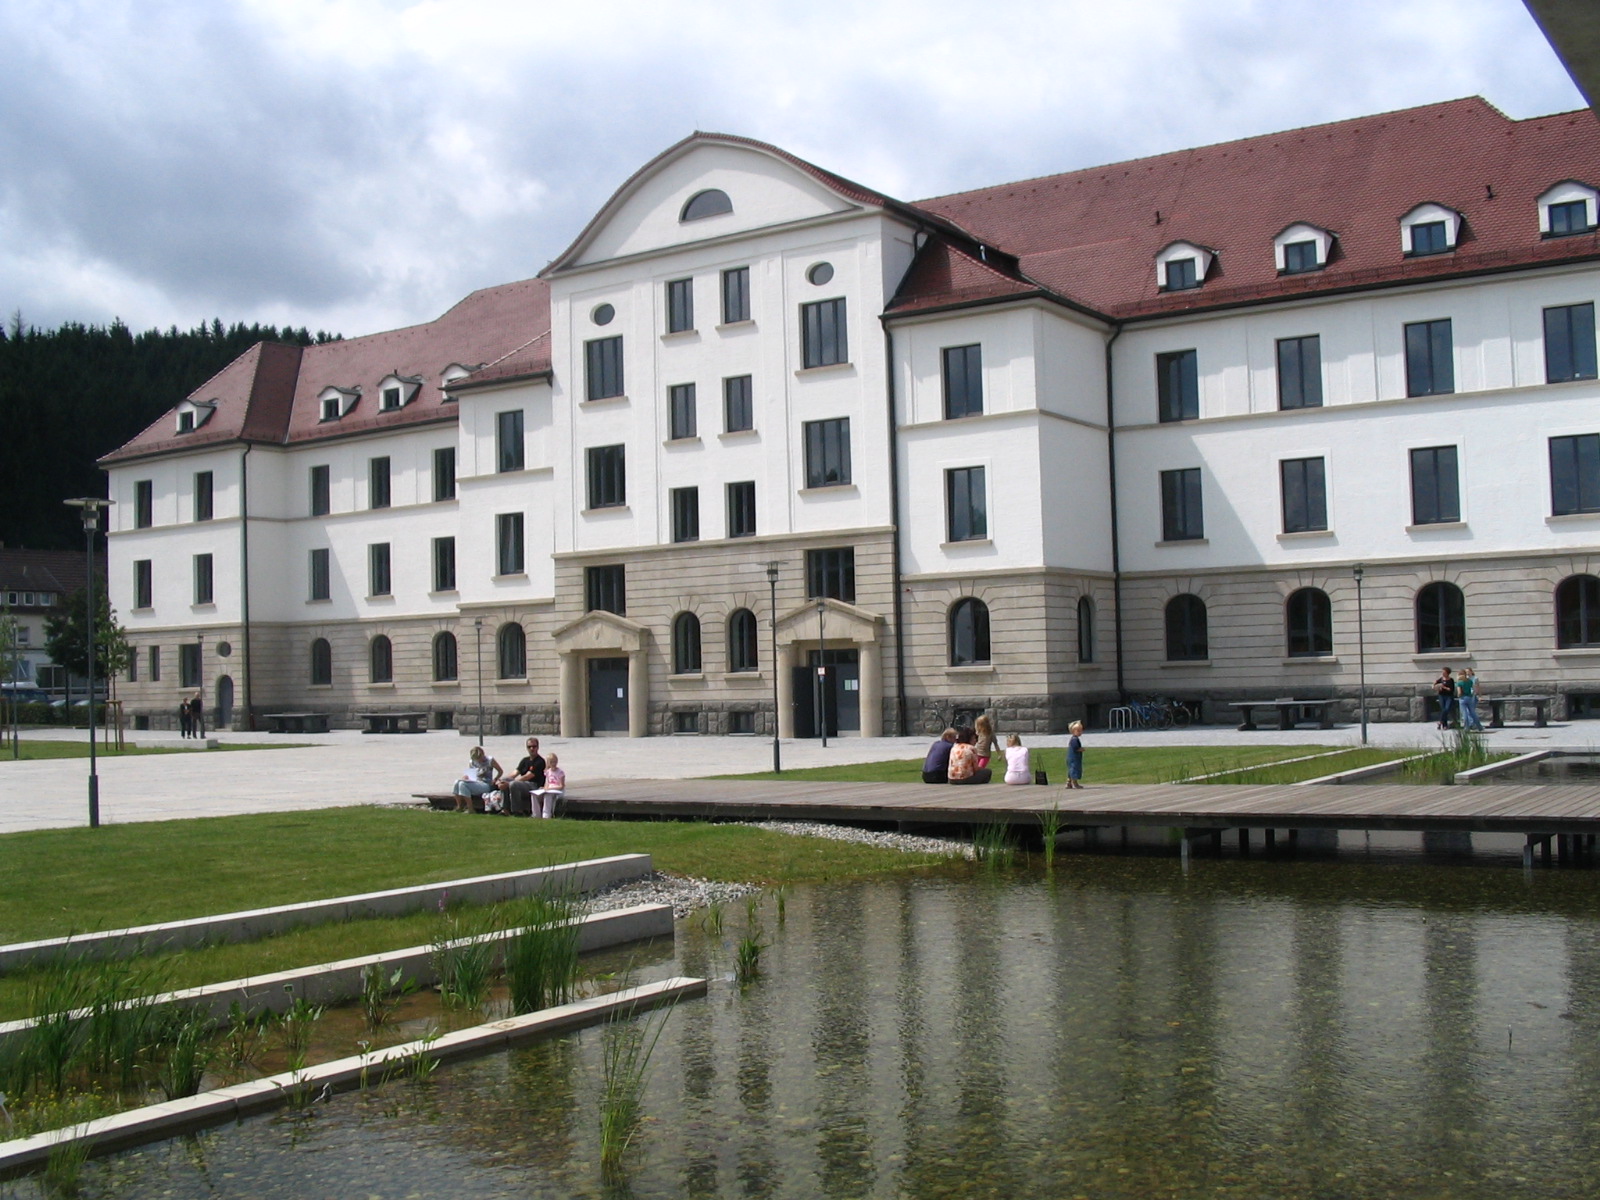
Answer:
[
  {"left": 899, "top": 97, "right": 1600, "bottom": 320},
  {"left": 0, "top": 548, "right": 94, "bottom": 597}
]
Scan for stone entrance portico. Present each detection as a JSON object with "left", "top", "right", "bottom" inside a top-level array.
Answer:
[
  {"left": 554, "top": 611, "right": 651, "bottom": 737},
  {"left": 774, "top": 598, "right": 885, "bottom": 738}
]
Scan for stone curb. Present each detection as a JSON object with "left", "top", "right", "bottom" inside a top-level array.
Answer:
[{"left": 1453, "top": 749, "right": 1555, "bottom": 783}]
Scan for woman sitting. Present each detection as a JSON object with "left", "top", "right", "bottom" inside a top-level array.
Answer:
[
  {"left": 452, "top": 745, "right": 502, "bottom": 812},
  {"left": 947, "top": 728, "right": 993, "bottom": 785},
  {"left": 1003, "top": 734, "right": 1032, "bottom": 785},
  {"left": 922, "top": 728, "right": 958, "bottom": 783}
]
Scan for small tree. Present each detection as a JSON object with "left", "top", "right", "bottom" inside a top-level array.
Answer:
[{"left": 43, "top": 588, "right": 131, "bottom": 700}]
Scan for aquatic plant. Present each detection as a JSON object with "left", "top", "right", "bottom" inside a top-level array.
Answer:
[
  {"left": 505, "top": 894, "right": 581, "bottom": 1014},
  {"left": 221, "top": 1001, "right": 272, "bottom": 1070},
  {"left": 1038, "top": 799, "right": 1064, "bottom": 870},
  {"left": 599, "top": 1003, "right": 673, "bottom": 1168},
  {"left": 359, "top": 964, "right": 416, "bottom": 1029},
  {"left": 156, "top": 1006, "right": 215, "bottom": 1101},
  {"left": 406, "top": 1030, "right": 441, "bottom": 1083},
  {"left": 701, "top": 903, "right": 725, "bottom": 938},
  {"left": 431, "top": 910, "right": 496, "bottom": 1009},
  {"left": 18, "top": 967, "right": 92, "bottom": 1097},
  {"left": 972, "top": 820, "right": 1016, "bottom": 868},
  {"left": 734, "top": 933, "right": 766, "bottom": 987},
  {"left": 278, "top": 987, "right": 324, "bottom": 1064},
  {"left": 773, "top": 884, "right": 790, "bottom": 925}
]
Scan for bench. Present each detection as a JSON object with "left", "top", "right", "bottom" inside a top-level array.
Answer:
[
  {"left": 1486, "top": 694, "right": 1553, "bottom": 729},
  {"left": 359, "top": 711, "right": 429, "bottom": 734},
  {"left": 263, "top": 712, "right": 329, "bottom": 734},
  {"left": 413, "top": 790, "right": 564, "bottom": 816},
  {"left": 1228, "top": 699, "right": 1335, "bottom": 731}
]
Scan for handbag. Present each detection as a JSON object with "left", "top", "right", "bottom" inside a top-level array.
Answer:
[{"left": 1034, "top": 769, "right": 1049, "bottom": 786}]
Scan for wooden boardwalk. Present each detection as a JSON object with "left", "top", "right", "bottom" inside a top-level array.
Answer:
[{"left": 567, "top": 778, "right": 1600, "bottom": 838}]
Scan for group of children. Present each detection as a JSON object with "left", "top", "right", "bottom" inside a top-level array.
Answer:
[
  {"left": 922, "top": 714, "right": 1085, "bottom": 788},
  {"left": 452, "top": 737, "right": 567, "bottom": 817}
]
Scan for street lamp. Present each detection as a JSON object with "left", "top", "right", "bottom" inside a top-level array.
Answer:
[
  {"left": 195, "top": 632, "right": 205, "bottom": 739},
  {"left": 815, "top": 600, "right": 828, "bottom": 748},
  {"left": 473, "top": 618, "right": 485, "bottom": 747},
  {"left": 1353, "top": 563, "right": 1369, "bottom": 746},
  {"left": 64, "top": 497, "right": 113, "bottom": 828},
  {"left": 765, "top": 562, "right": 781, "bottom": 773}
]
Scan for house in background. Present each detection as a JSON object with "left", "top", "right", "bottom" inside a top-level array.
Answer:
[
  {"left": 0, "top": 547, "right": 91, "bottom": 692},
  {"left": 99, "top": 97, "right": 1600, "bottom": 734}
]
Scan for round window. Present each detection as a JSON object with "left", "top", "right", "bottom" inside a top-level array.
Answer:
[
  {"left": 806, "top": 262, "right": 834, "bottom": 286},
  {"left": 592, "top": 303, "right": 615, "bottom": 326},
  {"left": 216, "top": 641, "right": 232, "bottom": 658}
]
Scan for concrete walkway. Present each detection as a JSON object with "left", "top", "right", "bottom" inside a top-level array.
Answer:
[{"left": 0, "top": 720, "right": 1587, "bottom": 835}]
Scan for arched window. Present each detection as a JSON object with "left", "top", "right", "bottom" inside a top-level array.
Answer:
[
  {"left": 497, "top": 623, "right": 526, "bottom": 679},
  {"left": 1164, "top": 595, "right": 1208, "bottom": 661},
  {"left": 728, "top": 609, "right": 758, "bottom": 672},
  {"left": 369, "top": 635, "right": 393, "bottom": 683},
  {"left": 1416, "top": 582, "right": 1466, "bottom": 653},
  {"left": 1077, "top": 596, "right": 1094, "bottom": 663},
  {"left": 1557, "top": 574, "right": 1600, "bottom": 648},
  {"left": 433, "top": 632, "right": 458, "bottom": 682},
  {"left": 949, "top": 598, "right": 991, "bottom": 666},
  {"left": 673, "top": 612, "right": 703, "bottom": 674},
  {"left": 1286, "top": 588, "right": 1333, "bottom": 657},
  {"left": 680, "top": 188, "right": 732, "bottom": 222},
  {"left": 310, "top": 638, "right": 332, "bottom": 686}
]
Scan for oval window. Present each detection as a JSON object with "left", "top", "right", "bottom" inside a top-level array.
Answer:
[
  {"left": 807, "top": 262, "right": 834, "bottom": 286},
  {"left": 592, "top": 303, "right": 615, "bottom": 326}
]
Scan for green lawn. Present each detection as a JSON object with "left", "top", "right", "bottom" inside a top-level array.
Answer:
[
  {"left": 1, "top": 740, "right": 309, "bottom": 761},
  {"left": 1200, "top": 747, "right": 1412, "bottom": 784}
]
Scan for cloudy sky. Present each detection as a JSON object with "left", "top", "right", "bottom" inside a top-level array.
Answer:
[{"left": 0, "top": 0, "right": 1584, "bottom": 339}]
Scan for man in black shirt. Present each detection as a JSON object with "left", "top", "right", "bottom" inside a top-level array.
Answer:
[{"left": 505, "top": 737, "right": 546, "bottom": 816}]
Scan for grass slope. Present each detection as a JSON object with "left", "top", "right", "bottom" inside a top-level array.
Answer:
[{"left": 1, "top": 740, "right": 307, "bottom": 761}]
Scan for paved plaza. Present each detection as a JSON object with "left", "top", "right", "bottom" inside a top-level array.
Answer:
[{"left": 0, "top": 719, "right": 1589, "bottom": 835}]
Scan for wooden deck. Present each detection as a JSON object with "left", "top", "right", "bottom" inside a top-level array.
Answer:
[{"left": 565, "top": 778, "right": 1600, "bottom": 837}]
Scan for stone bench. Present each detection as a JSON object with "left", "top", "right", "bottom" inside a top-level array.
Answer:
[{"left": 1228, "top": 699, "right": 1335, "bottom": 731}]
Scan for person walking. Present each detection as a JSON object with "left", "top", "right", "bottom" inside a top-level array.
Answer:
[
  {"left": 177, "top": 696, "right": 193, "bottom": 739},
  {"left": 190, "top": 692, "right": 205, "bottom": 739},
  {"left": 1457, "top": 667, "right": 1483, "bottom": 731},
  {"left": 1433, "top": 667, "right": 1457, "bottom": 729}
]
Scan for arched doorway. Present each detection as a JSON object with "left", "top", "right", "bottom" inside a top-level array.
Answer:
[{"left": 215, "top": 676, "right": 234, "bottom": 728}]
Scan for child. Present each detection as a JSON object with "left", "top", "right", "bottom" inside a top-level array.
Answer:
[
  {"left": 1066, "top": 721, "right": 1085, "bottom": 788},
  {"left": 537, "top": 753, "right": 566, "bottom": 819},
  {"left": 1002, "top": 733, "right": 1032, "bottom": 785}
]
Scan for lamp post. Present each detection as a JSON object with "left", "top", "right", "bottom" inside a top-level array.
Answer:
[
  {"left": 1353, "top": 563, "right": 1369, "bottom": 746},
  {"left": 64, "top": 498, "right": 113, "bottom": 828},
  {"left": 766, "top": 562, "right": 781, "bottom": 773},
  {"left": 195, "top": 632, "right": 205, "bottom": 739},
  {"left": 474, "top": 618, "right": 485, "bottom": 747},
  {"left": 815, "top": 600, "right": 828, "bottom": 748}
]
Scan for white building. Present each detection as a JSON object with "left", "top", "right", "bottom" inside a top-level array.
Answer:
[{"left": 101, "top": 98, "right": 1600, "bottom": 734}]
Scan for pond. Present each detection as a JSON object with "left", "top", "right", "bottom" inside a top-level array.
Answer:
[
  {"left": 1474, "top": 752, "right": 1600, "bottom": 784},
  {"left": 26, "top": 854, "right": 1600, "bottom": 1199}
]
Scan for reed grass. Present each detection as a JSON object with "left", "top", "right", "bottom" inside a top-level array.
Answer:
[
  {"left": 431, "top": 910, "right": 497, "bottom": 1010},
  {"left": 504, "top": 894, "right": 581, "bottom": 1014},
  {"left": 1401, "top": 728, "right": 1502, "bottom": 783},
  {"left": 156, "top": 1006, "right": 214, "bottom": 1101},
  {"left": 733, "top": 934, "right": 765, "bottom": 987},
  {"left": 599, "top": 1003, "right": 673, "bottom": 1168},
  {"left": 277, "top": 988, "right": 324, "bottom": 1063},
  {"left": 972, "top": 821, "right": 1016, "bottom": 868},
  {"left": 359, "top": 964, "right": 415, "bottom": 1030},
  {"left": 1038, "top": 800, "right": 1064, "bottom": 870}
]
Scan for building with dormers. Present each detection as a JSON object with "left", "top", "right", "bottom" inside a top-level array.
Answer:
[{"left": 100, "top": 97, "right": 1600, "bottom": 735}]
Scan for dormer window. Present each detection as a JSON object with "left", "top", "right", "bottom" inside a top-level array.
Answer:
[
  {"left": 1155, "top": 241, "right": 1215, "bottom": 293},
  {"left": 376, "top": 373, "right": 422, "bottom": 412},
  {"left": 1538, "top": 181, "right": 1598, "bottom": 237},
  {"left": 318, "top": 386, "right": 361, "bottom": 422},
  {"left": 438, "top": 363, "right": 481, "bottom": 404},
  {"left": 1273, "top": 222, "right": 1335, "bottom": 274},
  {"left": 178, "top": 412, "right": 195, "bottom": 433},
  {"left": 680, "top": 189, "right": 732, "bottom": 222},
  {"left": 1400, "top": 203, "right": 1461, "bottom": 257},
  {"left": 381, "top": 387, "right": 401, "bottom": 410},
  {"left": 174, "top": 399, "right": 216, "bottom": 434}
]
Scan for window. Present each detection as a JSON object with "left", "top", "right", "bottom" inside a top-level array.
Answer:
[
  {"left": 722, "top": 267, "right": 750, "bottom": 323},
  {"left": 669, "top": 383, "right": 697, "bottom": 439},
  {"left": 586, "top": 444, "right": 626, "bottom": 509},
  {"left": 433, "top": 447, "right": 456, "bottom": 501},
  {"left": 369, "top": 543, "right": 391, "bottom": 597},
  {"left": 178, "top": 643, "right": 201, "bottom": 688},
  {"left": 1277, "top": 335, "right": 1323, "bottom": 409},
  {"left": 1077, "top": 596, "right": 1094, "bottom": 663},
  {"left": 681, "top": 189, "right": 732, "bottom": 221},
  {"left": 723, "top": 375, "right": 753, "bottom": 432},
  {"left": 1160, "top": 468, "right": 1203, "bottom": 541},
  {"left": 1416, "top": 582, "right": 1467, "bottom": 652},
  {"left": 433, "top": 536, "right": 456, "bottom": 591},
  {"left": 177, "top": 411, "right": 195, "bottom": 433},
  {"left": 585, "top": 565, "right": 625, "bottom": 615},
  {"left": 370, "top": 636, "right": 393, "bottom": 683},
  {"left": 1408, "top": 221, "right": 1449, "bottom": 255},
  {"left": 320, "top": 395, "right": 341, "bottom": 422},
  {"left": 1548, "top": 199, "right": 1591, "bottom": 236},
  {"left": 134, "top": 560, "right": 153, "bottom": 609},
  {"left": 432, "top": 632, "right": 458, "bottom": 682},
  {"left": 672, "top": 612, "right": 702, "bottom": 673},
  {"left": 312, "top": 640, "right": 334, "bottom": 684},
  {"left": 1550, "top": 434, "right": 1600, "bottom": 515},
  {"left": 1165, "top": 595, "right": 1208, "bottom": 661},
  {"left": 1157, "top": 350, "right": 1199, "bottom": 422},
  {"left": 806, "top": 548, "right": 855, "bottom": 603},
  {"left": 726, "top": 481, "right": 756, "bottom": 538},
  {"left": 497, "top": 410, "right": 525, "bottom": 472},
  {"left": 497, "top": 624, "right": 526, "bottom": 678},
  {"left": 193, "top": 554, "right": 213, "bottom": 605},
  {"left": 728, "top": 609, "right": 758, "bottom": 672},
  {"left": 800, "top": 298, "right": 848, "bottom": 368},
  {"left": 1557, "top": 575, "right": 1600, "bottom": 648},
  {"left": 134, "top": 480, "right": 153, "bottom": 529},
  {"left": 1404, "top": 319, "right": 1454, "bottom": 397},
  {"left": 381, "top": 387, "right": 402, "bottom": 411},
  {"left": 1545, "top": 303, "right": 1597, "bottom": 383},
  {"left": 1163, "top": 258, "right": 1198, "bottom": 291},
  {"left": 1286, "top": 588, "right": 1333, "bottom": 657},
  {"left": 1410, "top": 446, "right": 1460, "bottom": 524},
  {"left": 310, "top": 465, "right": 330, "bottom": 516},
  {"left": 666, "top": 278, "right": 694, "bottom": 333},
  {"left": 803, "top": 418, "right": 851, "bottom": 487},
  {"left": 496, "top": 513, "right": 525, "bottom": 576},
  {"left": 149, "top": 645, "right": 161, "bottom": 682},
  {"left": 942, "top": 345, "right": 983, "bottom": 419},
  {"left": 309, "top": 548, "right": 330, "bottom": 601},
  {"left": 369, "top": 457, "right": 391, "bottom": 509},
  {"left": 1282, "top": 241, "right": 1320, "bottom": 274},
  {"left": 1281, "top": 457, "right": 1328, "bottom": 533},
  {"left": 671, "top": 487, "right": 699, "bottom": 543},
  {"left": 946, "top": 467, "right": 987, "bottom": 542},
  {"left": 586, "top": 336, "right": 624, "bottom": 400},
  {"left": 194, "top": 472, "right": 213, "bottom": 522},
  {"left": 127, "top": 645, "right": 136, "bottom": 682},
  {"left": 949, "top": 598, "right": 991, "bottom": 666}
]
